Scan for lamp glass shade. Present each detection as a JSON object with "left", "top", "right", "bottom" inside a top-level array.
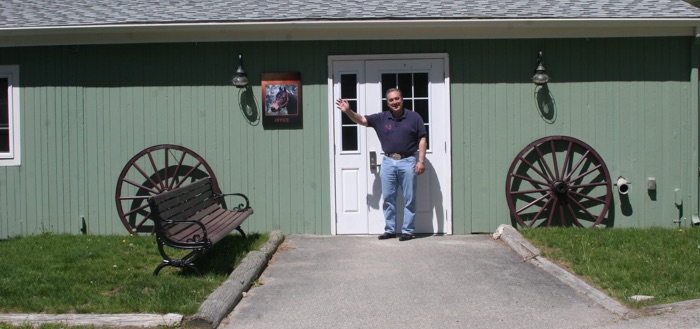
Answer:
[
  {"left": 532, "top": 65, "right": 549, "bottom": 85},
  {"left": 232, "top": 75, "right": 248, "bottom": 88},
  {"left": 232, "top": 54, "right": 248, "bottom": 88},
  {"left": 232, "top": 66, "right": 248, "bottom": 88}
]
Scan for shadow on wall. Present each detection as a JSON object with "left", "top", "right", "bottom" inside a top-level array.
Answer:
[
  {"left": 238, "top": 86, "right": 260, "bottom": 126},
  {"left": 534, "top": 84, "right": 556, "bottom": 124},
  {"left": 366, "top": 157, "right": 445, "bottom": 234}
]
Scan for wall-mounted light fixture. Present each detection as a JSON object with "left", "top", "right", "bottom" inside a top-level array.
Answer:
[
  {"left": 532, "top": 51, "right": 550, "bottom": 86},
  {"left": 231, "top": 54, "right": 249, "bottom": 88}
]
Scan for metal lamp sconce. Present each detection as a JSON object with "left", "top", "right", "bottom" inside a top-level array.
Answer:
[
  {"left": 231, "top": 54, "right": 249, "bottom": 88},
  {"left": 532, "top": 51, "right": 550, "bottom": 86},
  {"left": 532, "top": 50, "right": 555, "bottom": 123}
]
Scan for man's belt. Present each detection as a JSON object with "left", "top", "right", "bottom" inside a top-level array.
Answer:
[{"left": 387, "top": 153, "right": 414, "bottom": 160}]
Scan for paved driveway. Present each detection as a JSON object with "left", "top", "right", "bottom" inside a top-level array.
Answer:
[{"left": 223, "top": 234, "right": 627, "bottom": 329}]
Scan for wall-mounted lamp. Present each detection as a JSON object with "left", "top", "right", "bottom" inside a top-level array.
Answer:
[
  {"left": 532, "top": 51, "right": 550, "bottom": 86},
  {"left": 231, "top": 54, "right": 249, "bottom": 88}
]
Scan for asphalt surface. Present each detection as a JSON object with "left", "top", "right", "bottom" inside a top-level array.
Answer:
[{"left": 222, "top": 234, "right": 700, "bottom": 329}]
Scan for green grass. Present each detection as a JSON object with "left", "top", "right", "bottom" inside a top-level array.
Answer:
[
  {"left": 0, "top": 232, "right": 268, "bottom": 315},
  {"left": 520, "top": 227, "right": 700, "bottom": 309}
]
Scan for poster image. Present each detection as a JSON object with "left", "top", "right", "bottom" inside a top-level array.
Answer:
[{"left": 261, "top": 72, "right": 302, "bottom": 128}]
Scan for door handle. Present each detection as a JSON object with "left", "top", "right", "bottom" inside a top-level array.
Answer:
[{"left": 370, "top": 151, "right": 380, "bottom": 171}]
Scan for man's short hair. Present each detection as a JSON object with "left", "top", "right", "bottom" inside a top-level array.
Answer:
[{"left": 385, "top": 88, "right": 403, "bottom": 99}]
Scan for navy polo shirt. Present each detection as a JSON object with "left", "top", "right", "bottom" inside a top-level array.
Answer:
[{"left": 365, "top": 109, "right": 427, "bottom": 155}]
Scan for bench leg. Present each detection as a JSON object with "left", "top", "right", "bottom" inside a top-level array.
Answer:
[
  {"left": 153, "top": 238, "right": 205, "bottom": 276},
  {"left": 153, "top": 262, "right": 170, "bottom": 276},
  {"left": 236, "top": 226, "right": 247, "bottom": 238},
  {"left": 153, "top": 259, "right": 203, "bottom": 276}
]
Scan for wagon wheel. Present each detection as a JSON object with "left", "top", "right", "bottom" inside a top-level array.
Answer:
[
  {"left": 115, "top": 144, "right": 219, "bottom": 235},
  {"left": 505, "top": 136, "right": 612, "bottom": 228}
]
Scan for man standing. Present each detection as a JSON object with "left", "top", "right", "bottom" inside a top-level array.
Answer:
[{"left": 335, "top": 88, "right": 427, "bottom": 241}]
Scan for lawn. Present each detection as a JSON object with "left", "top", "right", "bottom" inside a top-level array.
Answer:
[
  {"left": 0, "top": 232, "right": 268, "bottom": 316},
  {"left": 520, "top": 227, "right": 700, "bottom": 308}
]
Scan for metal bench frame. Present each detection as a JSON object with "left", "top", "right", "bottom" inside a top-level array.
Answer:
[{"left": 147, "top": 177, "right": 253, "bottom": 275}]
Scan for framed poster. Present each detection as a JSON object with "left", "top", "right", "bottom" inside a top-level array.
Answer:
[{"left": 262, "top": 72, "right": 302, "bottom": 128}]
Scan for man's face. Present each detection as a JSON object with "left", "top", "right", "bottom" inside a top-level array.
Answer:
[{"left": 386, "top": 91, "right": 403, "bottom": 113}]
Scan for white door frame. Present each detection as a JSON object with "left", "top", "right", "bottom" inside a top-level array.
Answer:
[{"left": 327, "top": 53, "right": 452, "bottom": 235}]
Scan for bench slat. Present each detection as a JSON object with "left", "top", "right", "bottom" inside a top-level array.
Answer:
[
  {"left": 163, "top": 204, "right": 221, "bottom": 240},
  {"left": 166, "top": 207, "right": 253, "bottom": 244},
  {"left": 198, "top": 208, "right": 252, "bottom": 242},
  {"left": 154, "top": 182, "right": 217, "bottom": 218},
  {"left": 150, "top": 178, "right": 211, "bottom": 205},
  {"left": 156, "top": 183, "right": 213, "bottom": 210},
  {"left": 158, "top": 193, "right": 217, "bottom": 223}
]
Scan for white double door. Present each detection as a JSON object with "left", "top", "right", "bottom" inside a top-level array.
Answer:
[{"left": 330, "top": 55, "right": 451, "bottom": 235}]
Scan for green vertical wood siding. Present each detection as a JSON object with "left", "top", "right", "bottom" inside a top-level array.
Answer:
[
  {"left": 448, "top": 37, "right": 697, "bottom": 233},
  {"left": 0, "top": 37, "right": 697, "bottom": 237}
]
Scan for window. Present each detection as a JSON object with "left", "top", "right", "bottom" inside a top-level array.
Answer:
[
  {"left": 339, "top": 73, "right": 359, "bottom": 152},
  {"left": 381, "top": 72, "right": 431, "bottom": 149},
  {"left": 0, "top": 65, "right": 20, "bottom": 166}
]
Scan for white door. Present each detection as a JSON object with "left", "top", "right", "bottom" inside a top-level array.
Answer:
[{"left": 331, "top": 55, "right": 451, "bottom": 235}]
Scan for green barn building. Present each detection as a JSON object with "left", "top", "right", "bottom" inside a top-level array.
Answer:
[{"left": 1, "top": 0, "right": 700, "bottom": 237}]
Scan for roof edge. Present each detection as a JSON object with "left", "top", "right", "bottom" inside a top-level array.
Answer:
[{"left": 2, "top": 18, "right": 700, "bottom": 47}]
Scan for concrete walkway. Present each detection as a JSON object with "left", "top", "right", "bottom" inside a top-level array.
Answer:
[{"left": 222, "top": 230, "right": 700, "bottom": 329}]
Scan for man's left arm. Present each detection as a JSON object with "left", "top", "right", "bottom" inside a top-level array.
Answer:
[{"left": 416, "top": 136, "right": 427, "bottom": 175}]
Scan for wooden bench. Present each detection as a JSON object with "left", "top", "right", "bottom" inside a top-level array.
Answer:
[{"left": 147, "top": 177, "right": 253, "bottom": 275}]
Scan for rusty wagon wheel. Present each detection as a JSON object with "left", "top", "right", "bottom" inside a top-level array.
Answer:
[
  {"left": 505, "top": 136, "right": 612, "bottom": 228},
  {"left": 115, "top": 144, "right": 219, "bottom": 235}
]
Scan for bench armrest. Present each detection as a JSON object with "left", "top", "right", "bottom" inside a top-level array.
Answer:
[
  {"left": 218, "top": 192, "right": 250, "bottom": 211},
  {"left": 160, "top": 219, "right": 211, "bottom": 247}
]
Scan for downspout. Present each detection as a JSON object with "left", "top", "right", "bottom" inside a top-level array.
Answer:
[{"left": 693, "top": 27, "right": 700, "bottom": 226}]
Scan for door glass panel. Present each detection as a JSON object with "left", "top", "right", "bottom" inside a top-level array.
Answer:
[
  {"left": 414, "top": 99, "right": 429, "bottom": 123},
  {"left": 380, "top": 73, "right": 431, "bottom": 149},
  {"left": 341, "top": 74, "right": 357, "bottom": 98},
  {"left": 381, "top": 74, "right": 394, "bottom": 106},
  {"left": 397, "top": 73, "right": 413, "bottom": 98},
  {"left": 0, "top": 78, "right": 9, "bottom": 153},
  {"left": 341, "top": 127, "right": 358, "bottom": 151},
  {"left": 414, "top": 73, "right": 429, "bottom": 97},
  {"left": 424, "top": 126, "right": 430, "bottom": 150},
  {"left": 341, "top": 100, "right": 357, "bottom": 125},
  {"left": 340, "top": 74, "right": 359, "bottom": 151}
]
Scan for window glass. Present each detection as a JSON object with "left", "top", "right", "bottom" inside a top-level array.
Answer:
[
  {"left": 341, "top": 100, "right": 357, "bottom": 125},
  {"left": 414, "top": 73, "right": 429, "bottom": 97},
  {"left": 414, "top": 99, "right": 429, "bottom": 124},
  {"left": 340, "top": 74, "right": 359, "bottom": 151},
  {"left": 341, "top": 127, "right": 358, "bottom": 151},
  {"left": 0, "top": 78, "right": 9, "bottom": 153},
  {"left": 424, "top": 126, "right": 430, "bottom": 148},
  {"left": 0, "top": 65, "right": 20, "bottom": 166},
  {"left": 381, "top": 74, "right": 395, "bottom": 100},
  {"left": 397, "top": 73, "right": 413, "bottom": 98},
  {"left": 340, "top": 74, "right": 357, "bottom": 99}
]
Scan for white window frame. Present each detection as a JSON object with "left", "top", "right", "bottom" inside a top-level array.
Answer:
[{"left": 0, "top": 65, "right": 20, "bottom": 166}]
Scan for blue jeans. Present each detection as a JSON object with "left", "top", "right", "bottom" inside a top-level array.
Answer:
[{"left": 380, "top": 156, "right": 417, "bottom": 235}]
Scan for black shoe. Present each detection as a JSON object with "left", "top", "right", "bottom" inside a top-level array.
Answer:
[
  {"left": 378, "top": 233, "right": 396, "bottom": 240},
  {"left": 399, "top": 234, "right": 413, "bottom": 241}
]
